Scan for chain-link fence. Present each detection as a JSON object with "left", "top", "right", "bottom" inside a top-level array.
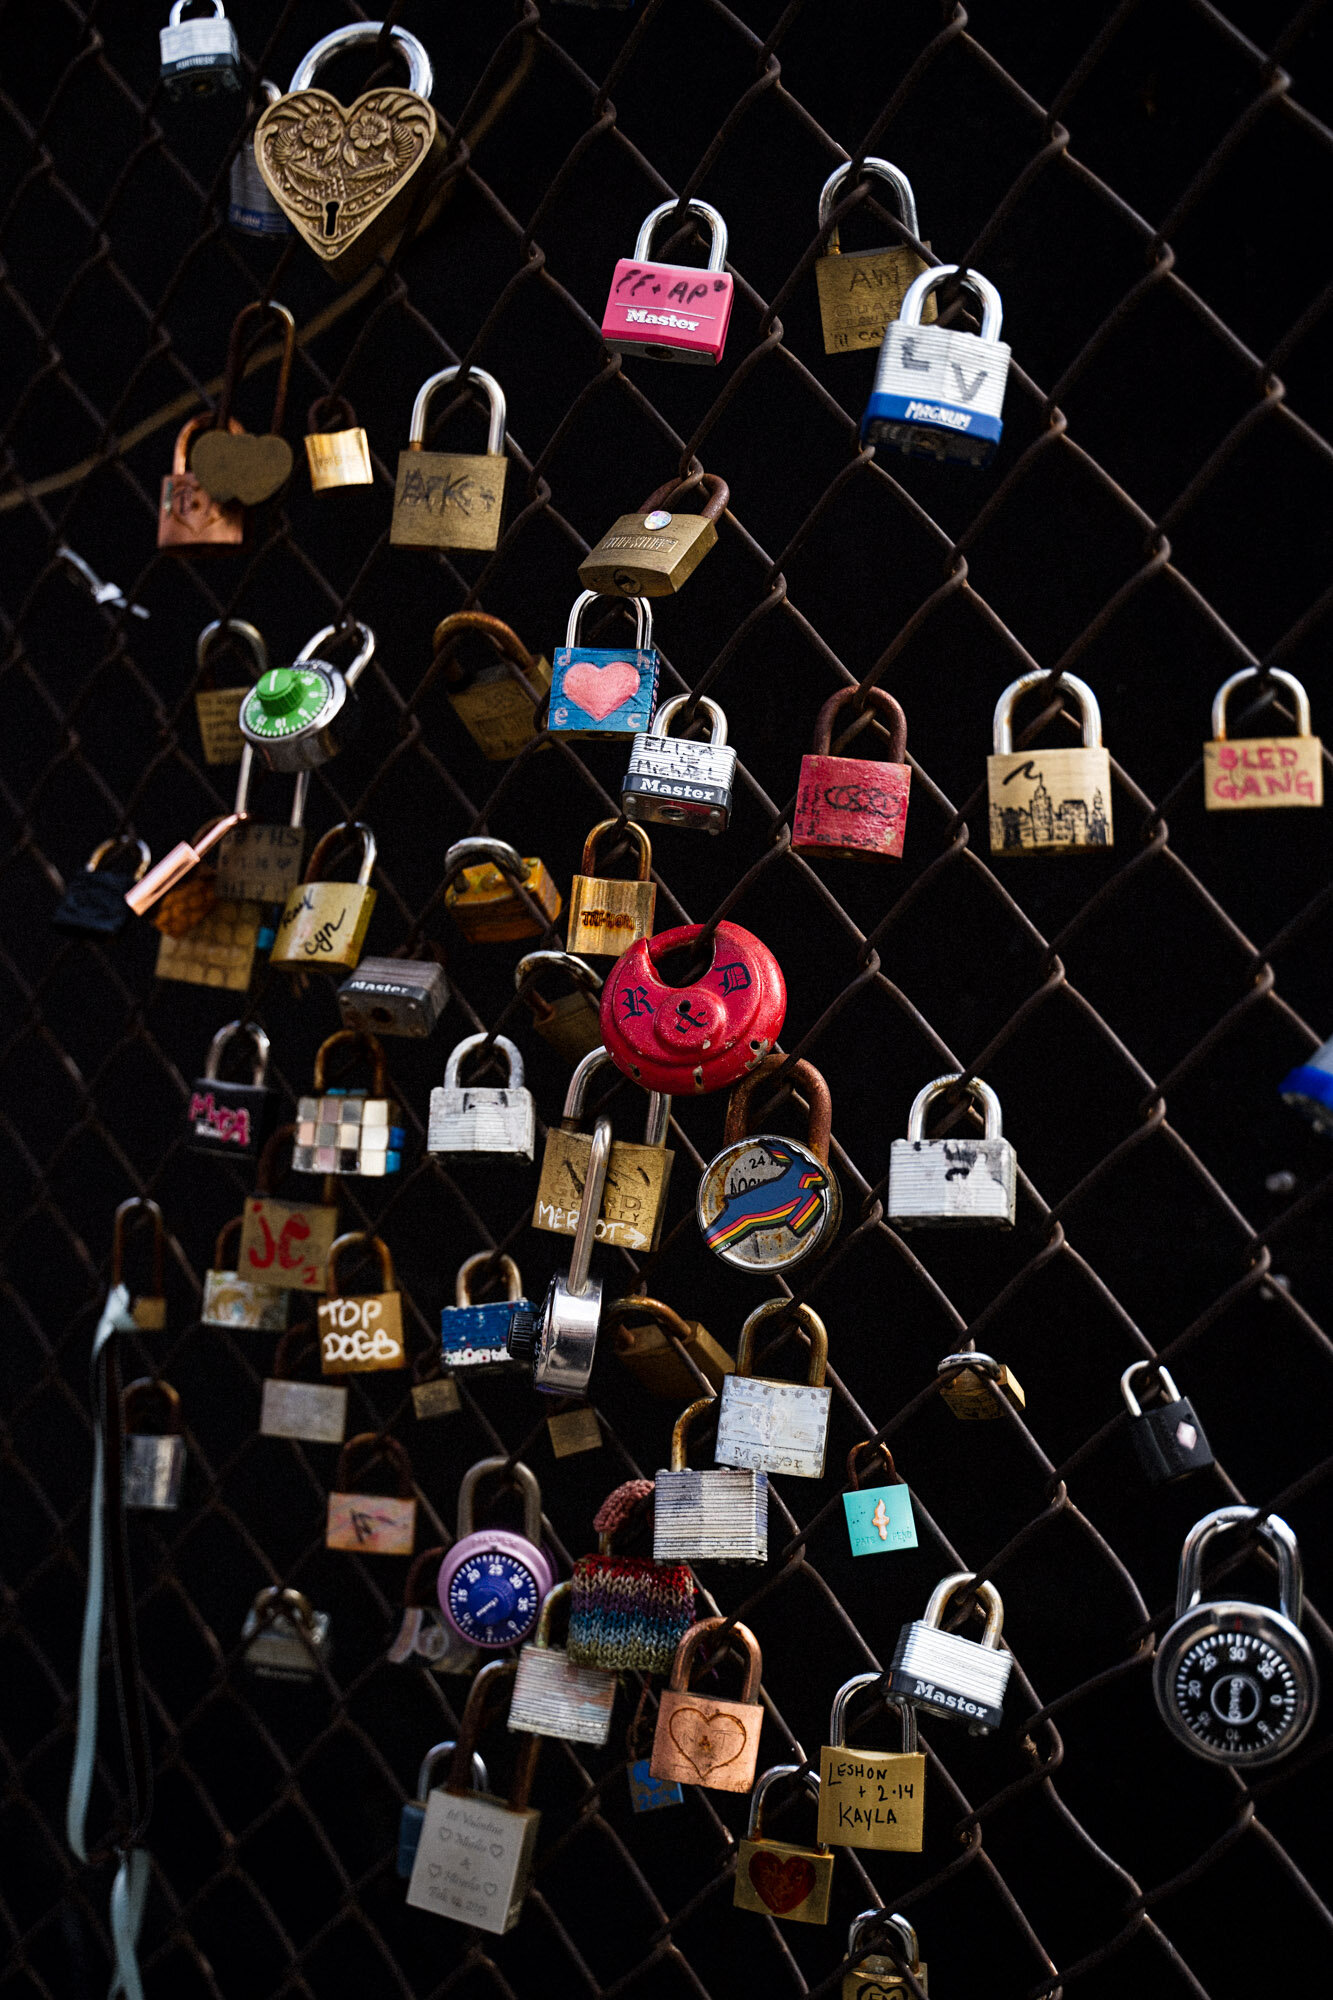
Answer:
[{"left": 3, "top": 1, "right": 1332, "bottom": 1995}]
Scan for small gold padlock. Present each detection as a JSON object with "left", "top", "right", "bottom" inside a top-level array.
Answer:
[
  {"left": 937, "top": 1350, "right": 1026, "bottom": 1420},
  {"left": 112, "top": 1197, "right": 167, "bottom": 1331},
  {"left": 533, "top": 1048, "right": 674, "bottom": 1253},
  {"left": 443, "top": 836, "right": 562, "bottom": 944},
  {"left": 1204, "top": 666, "right": 1323, "bottom": 811},
  {"left": 194, "top": 617, "right": 268, "bottom": 765},
  {"left": 431, "top": 611, "right": 551, "bottom": 761},
  {"left": 734, "top": 1765, "right": 834, "bottom": 1925},
  {"left": 515, "top": 951, "right": 604, "bottom": 1065},
  {"left": 987, "top": 670, "right": 1113, "bottom": 855},
  {"left": 604, "top": 1295, "right": 733, "bottom": 1401},
  {"left": 304, "top": 394, "right": 373, "bottom": 490},
  {"left": 815, "top": 157, "right": 933, "bottom": 355},
  {"left": 391, "top": 366, "right": 508, "bottom": 552},
  {"left": 843, "top": 1912, "right": 928, "bottom": 1998},
  {"left": 318, "top": 1232, "right": 406, "bottom": 1375},
  {"left": 578, "top": 471, "right": 728, "bottom": 598},
  {"left": 270, "top": 821, "right": 377, "bottom": 974},
  {"left": 566, "top": 818, "right": 655, "bottom": 959}
]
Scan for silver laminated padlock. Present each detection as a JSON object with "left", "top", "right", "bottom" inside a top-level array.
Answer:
[
  {"left": 507, "top": 1118, "right": 611, "bottom": 1397},
  {"left": 508, "top": 1582, "right": 617, "bottom": 1745},
  {"left": 123, "top": 1379, "right": 186, "bottom": 1511},
  {"left": 241, "top": 1586, "right": 331, "bottom": 1682},
  {"left": 427, "top": 1033, "right": 535, "bottom": 1158},
  {"left": 159, "top": 0, "right": 241, "bottom": 97},
  {"left": 714, "top": 1300, "right": 831, "bottom": 1480},
  {"left": 887, "top": 1074, "right": 1016, "bottom": 1229},
  {"left": 397, "top": 1740, "right": 489, "bottom": 1878},
  {"left": 229, "top": 83, "right": 292, "bottom": 237},
  {"left": 861, "top": 264, "right": 1010, "bottom": 466},
  {"left": 653, "top": 1396, "right": 768, "bottom": 1565},
  {"left": 887, "top": 1572, "right": 1012, "bottom": 1734},
  {"left": 338, "top": 954, "right": 450, "bottom": 1038},
  {"left": 621, "top": 695, "right": 737, "bottom": 834}
]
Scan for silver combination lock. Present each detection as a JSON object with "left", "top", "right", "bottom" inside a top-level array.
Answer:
[{"left": 507, "top": 1115, "right": 610, "bottom": 1395}]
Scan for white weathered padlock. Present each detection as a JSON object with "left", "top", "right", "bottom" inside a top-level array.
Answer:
[
  {"left": 507, "top": 1582, "right": 617, "bottom": 1745},
  {"left": 654, "top": 1396, "right": 768, "bottom": 1564},
  {"left": 159, "top": 0, "right": 240, "bottom": 97},
  {"left": 714, "top": 1300, "right": 831, "bottom": 1479},
  {"left": 507, "top": 1118, "right": 611, "bottom": 1396},
  {"left": 887, "top": 1074, "right": 1017, "bottom": 1228},
  {"left": 123, "top": 1379, "right": 186, "bottom": 1511},
  {"left": 427, "top": 1033, "right": 534, "bottom": 1158},
  {"left": 861, "top": 264, "right": 1010, "bottom": 466},
  {"left": 241, "top": 1587, "right": 331, "bottom": 1681},
  {"left": 621, "top": 695, "right": 737, "bottom": 834},
  {"left": 887, "top": 1572, "right": 1012, "bottom": 1734}
]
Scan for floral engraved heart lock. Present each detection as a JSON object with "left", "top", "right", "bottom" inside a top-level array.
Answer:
[
  {"left": 602, "top": 198, "right": 734, "bottom": 365},
  {"left": 188, "top": 302, "right": 297, "bottom": 507},
  {"left": 550, "top": 591, "right": 658, "bottom": 736},
  {"left": 254, "top": 24, "right": 442, "bottom": 283},
  {"left": 843, "top": 1911, "right": 928, "bottom": 1999},
  {"left": 698, "top": 1058, "right": 841, "bottom": 1272},
  {"left": 600, "top": 920, "right": 787, "bottom": 1094},
  {"left": 734, "top": 1765, "right": 834, "bottom": 1925},
  {"left": 650, "top": 1615, "right": 764, "bottom": 1793}
]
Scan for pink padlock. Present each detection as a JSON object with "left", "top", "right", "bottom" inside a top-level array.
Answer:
[
  {"left": 792, "top": 687, "right": 911, "bottom": 862},
  {"left": 601, "top": 199, "right": 734, "bottom": 366}
]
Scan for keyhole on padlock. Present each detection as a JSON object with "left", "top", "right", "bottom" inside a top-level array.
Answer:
[{"left": 323, "top": 200, "right": 340, "bottom": 238}]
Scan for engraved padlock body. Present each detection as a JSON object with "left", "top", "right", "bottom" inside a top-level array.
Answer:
[
  {"left": 650, "top": 1616, "right": 764, "bottom": 1793},
  {"left": 734, "top": 1765, "right": 834, "bottom": 1925},
  {"left": 437, "top": 1459, "right": 554, "bottom": 1650},
  {"left": 52, "top": 837, "right": 151, "bottom": 936},
  {"left": 715, "top": 1300, "right": 831, "bottom": 1479},
  {"left": 337, "top": 953, "right": 449, "bottom": 1038},
  {"left": 242, "top": 1587, "right": 331, "bottom": 1681},
  {"left": 1152, "top": 1506, "right": 1318, "bottom": 1767},
  {"left": 160, "top": 0, "right": 240, "bottom": 97},
  {"left": 158, "top": 416, "right": 246, "bottom": 549},
  {"left": 428, "top": 1032, "right": 534, "bottom": 1158},
  {"left": 293, "top": 1030, "right": 404, "bottom": 1177},
  {"left": 653, "top": 1397, "right": 768, "bottom": 1564},
  {"left": 816, "top": 157, "right": 931, "bottom": 355},
  {"left": 1120, "top": 1361, "right": 1213, "bottom": 1484},
  {"left": 888, "top": 1073, "right": 1017, "bottom": 1227},
  {"left": 623, "top": 695, "right": 737, "bottom": 833},
  {"left": 516, "top": 951, "right": 604, "bottom": 1065},
  {"left": 406, "top": 1661, "right": 541, "bottom": 1933},
  {"left": 844, "top": 1913, "right": 927, "bottom": 2000},
  {"left": 507, "top": 1582, "right": 617, "bottom": 1745},
  {"left": 203, "top": 1215, "right": 289, "bottom": 1331},
  {"left": 600, "top": 919, "right": 787, "bottom": 1094},
  {"left": 441, "top": 1253, "right": 532, "bottom": 1371},
  {"left": 534, "top": 1047, "right": 673, "bottom": 1252},
  {"left": 239, "top": 621, "right": 375, "bottom": 773},
  {"left": 1204, "top": 667, "right": 1323, "bottom": 811},
  {"left": 887, "top": 1572, "right": 1011, "bottom": 1733},
  {"left": 550, "top": 590, "right": 659, "bottom": 736},
  {"left": 509, "top": 1117, "right": 611, "bottom": 1396},
  {"left": 230, "top": 83, "right": 291, "bottom": 235},
  {"left": 187, "top": 1019, "right": 277, "bottom": 1161},
  {"left": 123, "top": 1378, "right": 186, "bottom": 1511},
  {"left": 987, "top": 670, "right": 1112, "bottom": 855},
  {"left": 271, "top": 822, "right": 378, "bottom": 975},
  {"left": 602, "top": 200, "right": 734, "bottom": 364},
  {"left": 606, "top": 1295, "right": 734, "bottom": 1401},
  {"left": 792, "top": 686, "right": 911, "bottom": 860},
  {"left": 579, "top": 472, "right": 729, "bottom": 598},
  {"left": 1279, "top": 1030, "right": 1333, "bottom": 1135},
  {"left": 443, "top": 837, "right": 563, "bottom": 943},
  {"left": 698, "top": 1057, "right": 841, "bottom": 1270},
  {"left": 817, "top": 1673, "right": 925, "bottom": 1851},
  {"left": 317, "top": 1232, "right": 406, "bottom": 1374},
  {"left": 861, "top": 264, "right": 1010, "bottom": 465},
  {"left": 194, "top": 618, "right": 268, "bottom": 766},
  {"left": 391, "top": 367, "right": 508, "bottom": 551}
]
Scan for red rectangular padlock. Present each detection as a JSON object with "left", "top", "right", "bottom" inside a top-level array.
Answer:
[
  {"left": 792, "top": 688, "right": 911, "bottom": 860},
  {"left": 601, "top": 200, "right": 734, "bottom": 366}
]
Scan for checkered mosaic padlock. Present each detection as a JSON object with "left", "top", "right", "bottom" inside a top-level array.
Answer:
[{"left": 293, "top": 1030, "right": 406, "bottom": 1178}]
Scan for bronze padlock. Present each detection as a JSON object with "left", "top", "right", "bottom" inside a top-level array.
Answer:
[
  {"left": 194, "top": 617, "right": 268, "bottom": 765},
  {"left": 815, "top": 158, "right": 932, "bottom": 354},
  {"left": 318, "top": 1232, "right": 406, "bottom": 1374},
  {"left": 515, "top": 951, "right": 604, "bottom": 1065},
  {"left": 578, "top": 471, "right": 728, "bottom": 598},
  {"left": 431, "top": 611, "right": 551, "bottom": 761},
  {"left": 188, "top": 302, "right": 296, "bottom": 506},
  {"left": 443, "top": 837, "right": 562, "bottom": 944},
  {"left": 304, "top": 394, "right": 373, "bottom": 490},
  {"left": 843, "top": 1913, "right": 928, "bottom": 1999},
  {"left": 533, "top": 1047, "right": 673, "bottom": 1253},
  {"left": 269, "top": 821, "right": 377, "bottom": 974},
  {"left": 604, "top": 1295, "right": 733, "bottom": 1401},
  {"left": 158, "top": 414, "right": 245, "bottom": 550},
  {"left": 734, "top": 1766, "right": 834, "bottom": 1925},
  {"left": 391, "top": 366, "right": 508, "bottom": 552},
  {"left": 566, "top": 818, "right": 655, "bottom": 959}
]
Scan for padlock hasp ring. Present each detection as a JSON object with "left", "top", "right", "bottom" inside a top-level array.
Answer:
[
  {"left": 289, "top": 22, "right": 434, "bottom": 98},
  {"left": 817, "top": 156, "right": 920, "bottom": 241},
  {"left": 1211, "top": 666, "right": 1312, "bottom": 741}
]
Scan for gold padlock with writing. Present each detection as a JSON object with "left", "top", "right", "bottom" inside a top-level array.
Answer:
[
  {"left": 443, "top": 837, "right": 562, "bottom": 944},
  {"left": 1204, "top": 666, "right": 1323, "bottom": 811},
  {"left": 604, "top": 1294, "right": 733, "bottom": 1401},
  {"left": 817, "top": 1673, "right": 925, "bottom": 1852},
  {"left": 734, "top": 1765, "right": 834, "bottom": 1925},
  {"left": 194, "top": 617, "right": 266, "bottom": 765},
  {"left": 431, "top": 611, "right": 551, "bottom": 762},
  {"left": 815, "top": 157, "right": 933, "bottom": 355},
  {"left": 237, "top": 1124, "right": 340, "bottom": 1296},
  {"left": 515, "top": 951, "right": 604, "bottom": 1065},
  {"left": 318, "top": 1232, "right": 406, "bottom": 1375},
  {"left": 567, "top": 819, "right": 655, "bottom": 959},
  {"left": 304, "top": 394, "right": 373, "bottom": 490},
  {"left": 533, "top": 1047, "right": 673, "bottom": 1253},
  {"left": 270, "top": 821, "right": 377, "bottom": 974},
  {"left": 391, "top": 366, "right": 508, "bottom": 552},
  {"left": 188, "top": 301, "right": 296, "bottom": 507},
  {"left": 578, "top": 471, "right": 728, "bottom": 598}
]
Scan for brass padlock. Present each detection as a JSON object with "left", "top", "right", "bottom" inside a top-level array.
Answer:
[
  {"left": 937, "top": 1350, "right": 1026, "bottom": 1420},
  {"left": 431, "top": 611, "right": 551, "bottom": 761},
  {"left": 318, "top": 1232, "right": 406, "bottom": 1374},
  {"left": 515, "top": 950, "right": 604, "bottom": 1065},
  {"left": 152, "top": 893, "right": 261, "bottom": 990},
  {"left": 123, "top": 1378, "right": 186, "bottom": 1511},
  {"left": 202, "top": 1216, "right": 288, "bottom": 1331},
  {"left": 326, "top": 1431, "right": 417, "bottom": 1555},
  {"left": 578, "top": 470, "right": 729, "bottom": 597},
  {"left": 260, "top": 1326, "right": 347, "bottom": 1444},
  {"left": 391, "top": 366, "right": 508, "bottom": 551},
  {"left": 237, "top": 1123, "right": 340, "bottom": 1296},
  {"left": 194, "top": 617, "right": 266, "bottom": 765},
  {"left": 604, "top": 1295, "right": 733, "bottom": 1401},
  {"left": 817, "top": 1673, "right": 925, "bottom": 1851},
  {"left": 533, "top": 1047, "right": 673, "bottom": 1252},
  {"left": 815, "top": 157, "right": 932, "bottom": 354},
  {"left": 567, "top": 818, "right": 655, "bottom": 959},
  {"left": 270, "top": 821, "right": 377, "bottom": 973},
  {"left": 188, "top": 302, "right": 296, "bottom": 507},
  {"left": 443, "top": 836, "right": 562, "bottom": 944},
  {"left": 735, "top": 1765, "right": 834, "bottom": 1925},
  {"left": 304, "top": 394, "right": 373, "bottom": 490},
  {"left": 255, "top": 24, "right": 443, "bottom": 283},
  {"left": 988, "top": 670, "right": 1113, "bottom": 855},
  {"left": 714, "top": 1299, "right": 831, "bottom": 1479},
  {"left": 111, "top": 1197, "right": 167, "bottom": 1331},
  {"left": 843, "top": 1912, "right": 928, "bottom": 1999},
  {"left": 1204, "top": 666, "right": 1323, "bottom": 810},
  {"left": 157, "top": 414, "right": 245, "bottom": 550}
]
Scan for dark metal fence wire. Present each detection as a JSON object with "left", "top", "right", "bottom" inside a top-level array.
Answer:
[{"left": 2, "top": 0, "right": 1333, "bottom": 1994}]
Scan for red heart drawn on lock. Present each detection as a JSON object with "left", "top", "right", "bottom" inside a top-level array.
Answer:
[
  {"left": 563, "top": 657, "right": 642, "bottom": 722},
  {"left": 667, "top": 1702, "right": 746, "bottom": 1777},
  {"left": 747, "top": 1849, "right": 816, "bottom": 1914}
]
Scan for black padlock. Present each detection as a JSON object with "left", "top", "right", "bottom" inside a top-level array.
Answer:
[
  {"left": 187, "top": 1019, "right": 279, "bottom": 1162},
  {"left": 51, "top": 838, "right": 150, "bottom": 937},
  {"left": 1120, "top": 1362, "right": 1213, "bottom": 1485}
]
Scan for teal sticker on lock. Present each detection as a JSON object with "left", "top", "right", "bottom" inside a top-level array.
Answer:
[
  {"left": 843, "top": 1483, "right": 917, "bottom": 1557},
  {"left": 628, "top": 1758, "right": 682, "bottom": 1812}
]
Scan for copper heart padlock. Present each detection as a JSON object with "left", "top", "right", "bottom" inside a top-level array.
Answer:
[{"left": 188, "top": 302, "right": 296, "bottom": 506}]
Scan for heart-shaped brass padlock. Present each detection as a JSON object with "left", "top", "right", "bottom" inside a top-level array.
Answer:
[
  {"left": 255, "top": 88, "right": 437, "bottom": 276},
  {"left": 190, "top": 430, "right": 295, "bottom": 506}
]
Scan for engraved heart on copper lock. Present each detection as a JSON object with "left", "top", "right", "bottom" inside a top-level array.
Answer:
[
  {"left": 562, "top": 657, "right": 643, "bottom": 722},
  {"left": 189, "top": 430, "right": 295, "bottom": 505},
  {"left": 255, "top": 88, "right": 437, "bottom": 269},
  {"left": 667, "top": 1703, "right": 747, "bottom": 1777},
  {"left": 748, "top": 1850, "right": 816, "bottom": 1914}
]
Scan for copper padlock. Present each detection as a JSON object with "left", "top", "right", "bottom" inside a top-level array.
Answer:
[
  {"left": 650, "top": 1615, "right": 764, "bottom": 1794},
  {"left": 188, "top": 301, "right": 297, "bottom": 506},
  {"left": 792, "top": 686, "right": 911, "bottom": 861},
  {"left": 158, "top": 414, "right": 245, "bottom": 550}
]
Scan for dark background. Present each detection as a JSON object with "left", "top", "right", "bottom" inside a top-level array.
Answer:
[{"left": 1, "top": 1, "right": 1332, "bottom": 1995}]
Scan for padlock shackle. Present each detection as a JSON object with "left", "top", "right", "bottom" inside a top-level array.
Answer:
[
  {"left": 214, "top": 301, "right": 296, "bottom": 436},
  {"left": 735, "top": 1298, "right": 828, "bottom": 1387},
  {"left": 846, "top": 1438, "right": 901, "bottom": 1488},
  {"left": 455, "top": 1251, "right": 523, "bottom": 1308},
  {"left": 295, "top": 621, "right": 376, "bottom": 690},
  {"left": 561, "top": 1045, "right": 670, "bottom": 1143},
  {"left": 450, "top": 1658, "right": 542, "bottom": 1807},
  {"left": 169, "top": 0, "right": 226, "bottom": 21},
  {"left": 532, "top": 1579, "right": 574, "bottom": 1650},
  {"left": 670, "top": 1396, "right": 716, "bottom": 1472},
  {"left": 922, "top": 1570, "right": 1005, "bottom": 1648},
  {"left": 847, "top": 1910, "right": 920, "bottom": 1975},
  {"left": 334, "top": 1429, "right": 414, "bottom": 1498},
  {"left": 1211, "top": 666, "right": 1313, "bottom": 741},
  {"left": 668, "top": 1614, "right": 762, "bottom": 1703},
  {"left": 1120, "top": 1358, "right": 1182, "bottom": 1420},
  {"left": 250, "top": 1584, "right": 319, "bottom": 1634},
  {"left": 443, "top": 836, "right": 528, "bottom": 887},
  {"left": 212, "top": 1215, "right": 243, "bottom": 1271},
  {"left": 88, "top": 836, "right": 152, "bottom": 881},
  {"left": 234, "top": 746, "right": 310, "bottom": 824},
  {"left": 312, "top": 1027, "right": 389, "bottom": 1096},
  {"left": 123, "top": 1376, "right": 182, "bottom": 1434},
  {"left": 1175, "top": 1505, "right": 1303, "bottom": 1625},
  {"left": 269, "top": 1324, "right": 320, "bottom": 1382},
  {"left": 828, "top": 1670, "right": 919, "bottom": 1753},
  {"left": 197, "top": 616, "right": 268, "bottom": 682},
  {"left": 746, "top": 1761, "right": 825, "bottom": 1845},
  {"left": 811, "top": 685, "right": 907, "bottom": 764},
  {"left": 938, "top": 1350, "right": 1001, "bottom": 1382},
  {"left": 112, "top": 1196, "right": 166, "bottom": 1296},
  {"left": 901, "top": 262, "right": 1002, "bottom": 342},
  {"left": 992, "top": 669, "right": 1102, "bottom": 755},
  {"left": 636, "top": 470, "right": 730, "bottom": 526},
  {"left": 325, "top": 1229, "right": 396, "bottom": 1300},
  {"left": 905, "top": 1073, "right": 1003, "bottom": 1143},
  {"left": 567, "top": 1116, "right": 612, "bottom": 1298},
  {"left": 647, "top": 694, "right": 728, "bottom": 748},
  {"left": 634, "top": 198, "right": 729, "bottom": 272},
  {"left": 515, "top": 950, "right": 603, "bottom": 1002},
  {"left": 290, "top": 21, "right": 434, "bottom": 97},
  {"left": 408, "top": 365, "right": 506, "bottom": 455},
  {"left": 431, "top": 611, "right": 544, "bottom": 694},
  {"left": 415, "top": 1738, "right": 488, "bottom": 1803},
  {"left": 254, "top": 1122, "right": 301, "bottom": 1197},
  {"left": 818, "top": 156, "right": 920, "bottom": 242},
  {"left": 442, "top": 1030, "right": 524, "bottom": 1093},
  {"left": 723, "top": 1055, "right": 833, "bottom": 1165},
  {"left": 591, "top": 1476, "right": 656, "bottom": 1556},
  {"left": 606, "top": 1296, "right": 698, "bottom": 1368},
  {"left": 566, "top": 589, "right": 653, "bottom": 654},
  {"left": 306, "top": 393, "right": 358, "bottom": 435},
  {"left": 456, "top": 1456, "right": 544, "bottom": 1545},
  {"left": 302, "top": 820, "right": 377, "bottom": 888},
  {"left": 580, "top": 817, "right": 653, "bottom": 883},
  {"left": 203, "top": 1016, "right": 271, "bottom": 1086}
]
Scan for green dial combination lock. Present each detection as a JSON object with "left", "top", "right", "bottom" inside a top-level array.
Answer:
[{"left": 238, "top": 622, "right": 375, "bottom": 772}]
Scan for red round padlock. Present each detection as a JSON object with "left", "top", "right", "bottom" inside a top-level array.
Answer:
[{"left": 599, "top": 921, "right": 787, "bottom": 1094}]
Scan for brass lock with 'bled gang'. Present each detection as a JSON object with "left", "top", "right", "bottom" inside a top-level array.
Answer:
[{"left": 1205, "top": 667, "right": 1323, "bottom": 811}]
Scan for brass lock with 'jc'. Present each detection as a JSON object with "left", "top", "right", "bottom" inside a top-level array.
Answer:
[
  {"left": 567, "top": 819, "right": 655, "bottom": 959},
  {"left": 533, "top": 1048, "right": 673, "bottom": 1253}
]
